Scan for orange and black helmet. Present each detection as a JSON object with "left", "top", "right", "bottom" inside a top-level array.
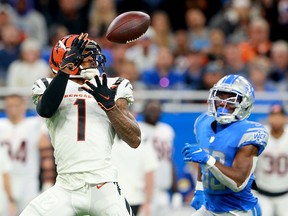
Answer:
[{"left": 49, "top": 34, "right": 106, "bottom": 76}]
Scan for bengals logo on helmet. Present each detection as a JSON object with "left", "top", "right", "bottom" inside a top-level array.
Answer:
[{"left": 49, "top": 34, "right": 82, "bottom": 75}]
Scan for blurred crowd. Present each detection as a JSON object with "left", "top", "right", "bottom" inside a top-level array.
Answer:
[{"left": 0, "top": 0, "right": 287, "bottom": 97}]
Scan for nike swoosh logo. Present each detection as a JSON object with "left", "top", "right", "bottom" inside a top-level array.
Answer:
[
  {"left": 193, "top": 149, "right": 203, "bottom": 154},
  {"left": 96, "top": 182, "right": 107, "bottom": 189},
  {"left": 99, "top": 93, "right": 110, "bottom": 100}
]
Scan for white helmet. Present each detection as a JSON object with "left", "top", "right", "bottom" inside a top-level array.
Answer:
[{"left": 207, "top": 75, "right": 255, "bottom": 124}]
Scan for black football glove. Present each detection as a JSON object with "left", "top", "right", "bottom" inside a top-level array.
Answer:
[
  {"left": 82, "top": 73, "right": 117, "bottom": 111},
  {"left": 60, "top": 33, "right": 91, "bottom": 71}
]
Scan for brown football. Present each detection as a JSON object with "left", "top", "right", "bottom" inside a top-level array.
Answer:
[{"left": 106, "top": 11, "right": 150, "bottom": 44}]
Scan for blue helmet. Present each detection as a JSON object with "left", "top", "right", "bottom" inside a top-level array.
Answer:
[{"left": 207, "top": 75, "right": 255, "bottom": 124}]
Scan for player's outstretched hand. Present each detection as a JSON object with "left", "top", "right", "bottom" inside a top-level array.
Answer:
[
  {"left": 82, "top": 73, "right": 117, "bottom": 111},
  {"left": 60, "top": 33, "right": 91, "bottom": 71},
  {"left": 191, "top": 190, "right": 204, "bottom": 210},
  {"left": 182, "top": 143, "right": 210, "bottom": 164}
]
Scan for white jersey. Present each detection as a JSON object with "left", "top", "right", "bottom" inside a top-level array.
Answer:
[
  {"left": 111, "top": 137, "right": 159, "bottom": 205},
  {"left": 0, "top": 116, "right": 44, "bottom": 213},
  {"left": 255, "top": 125, "right": 288, "bottom": 193},
  {"left": 32, "top": 77, "right": 134, "bottom": 190},
  {"left": 138, "top": 122, "right": 175, "bottom": 191}
]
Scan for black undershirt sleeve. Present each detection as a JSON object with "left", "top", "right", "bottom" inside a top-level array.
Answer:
[{"left": 36, "top": 70, "right": 70, "bottom": 118}]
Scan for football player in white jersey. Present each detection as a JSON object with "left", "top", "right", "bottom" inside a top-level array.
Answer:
[
  {"left": 254, "top": 104, "right": 288, "bottom": 216},
  {"left": 20, "top": 33, "right": 141, "bottom": 216},
  {"left": 138, "top": 100, "right": 179, "bottom": 216},
  {"left": 0, "top": 94, "right": 54, "bottom": 215}
]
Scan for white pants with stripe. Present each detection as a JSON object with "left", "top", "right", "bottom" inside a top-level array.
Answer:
[{"left": 19, "top": 182, "right": 134, "bottom": 216}]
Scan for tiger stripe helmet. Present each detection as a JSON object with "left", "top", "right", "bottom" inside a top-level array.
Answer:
[{"left": 49, "top": 34, "right": 106, "bottom": 78}]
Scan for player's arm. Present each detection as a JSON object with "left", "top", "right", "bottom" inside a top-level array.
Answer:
[
  {"left": 209, "top": 145, "right": 259, "bottom": 192},
  {"left": 35, "top": 70, "right": 69, "bottom": 117},
  {"left": 138, "top": 170, "right": 154, "bottom": 215},
  {"left": 183, "top": 143, "right": 259, "bottom": 192},
  {"left": 106, "top": 98, "right": 141, "bottom": 148},
  {"left": 3, "top": 172, "right": 17, "bottom": 214}
]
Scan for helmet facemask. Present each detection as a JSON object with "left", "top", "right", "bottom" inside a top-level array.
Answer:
[{"left": 71, "top": 41, "right": 106, "bottom": 80}]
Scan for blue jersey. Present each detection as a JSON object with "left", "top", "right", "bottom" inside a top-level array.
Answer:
[{"left": 194, "top": 113, "right": 268, "bottom": 213}]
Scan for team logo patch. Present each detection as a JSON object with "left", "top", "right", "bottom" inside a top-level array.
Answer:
[{"left": 253, "top": 130, "right": 267, "bottom": 143}]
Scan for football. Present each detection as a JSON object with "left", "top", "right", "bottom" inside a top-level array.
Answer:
[{"left": 106, "top": 11, "right": 151, "bottom": 44}]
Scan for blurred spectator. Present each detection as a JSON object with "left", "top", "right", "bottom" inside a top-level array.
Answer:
[
  {"left": 6, "top": 38, "right": 51, "bottom": 88},
  {"left": 125, "top": 27, "right": 159, "bottom": 73},
  {"left": 248, "top": 56, "right": 275, "bottom": 92},
  {"left": 259, "top": 0, "right": 288, "bottom": 41},
  {"left": 268, "top": 40, "right": 288, "bottom": 86},
  {"left": 202, "top": 28, "right": 226, "bottom": 61},
  {"left": 0, "top": 23, "right": 22, "bottom": 86},
  {"left": 140, "top": 46, "right": 185, "bottom": 89},
  {"left": 172, "top": 29, "right": 190, "bottom": 58},
  {"left": 117, "top": 59, "right": 145, "bottom": 90},
  {"left": 197, "top": 60, "right": 225, "bottom": 90},
  {"left": 209, "top": 0, "right": 258, "bottom": 41},
  {"left": 254, "top": 103, "right": 288, "bottom": 216},
  {"left": 89, "top": 0, "right": 117, "bottom": 37},
  {"left": 0, "top": 3, "right": 17, "bottom": 33},
  {"left": 226, "top": 0, "right": 257, "bottom": 43},
  {"left": 8, "top": 0, "right": 48, "bottom": 47},
  {"left": 0, "top": 94, "right": 54, "bottom": 215},
  {"left": 238, "top": 17, "right": 272, "bottom": 63},
  {"left": 42, "top": 24, "right": 70, "bottom": 63},
  {"left": 105, "top": 43, "right": 128, "bottom": 77},
  {"left": 183, "top": 50, "right": 206, "bottom": 90},
  {"left": 138, "top": 100, "right": 180, "bottom": 216},
  {"left": 51, "top": 0, "right": 90, "bottom": 34},
  {"left": 185, "top": 0, "right": 223, "bottom": 23},
  {"left": 185, "top": 8, "right": 210, "bottom": 51},
  {"left": 248, "top": 56, "right": 282, "bottom": 106},
  {"left": 223, "top": 42, "right": 249, "bottom": 78},
  {"left": 150, "top": 10, "right": 174, "bottom": 48},
  {"left": 112, "top": 135, "right": 159, "bottom": 216}
]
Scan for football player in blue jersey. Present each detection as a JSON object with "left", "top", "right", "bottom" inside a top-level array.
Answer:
[{"left": 182, "top": 74, "right": 268, "bottom": 216}]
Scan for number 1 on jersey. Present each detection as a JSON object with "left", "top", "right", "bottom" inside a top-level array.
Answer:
[{"left": 74, "top": 99, "right": 86, "bottom": 141}]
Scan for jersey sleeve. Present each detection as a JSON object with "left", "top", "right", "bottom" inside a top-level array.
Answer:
[
  {"left": 238, "top": 124, "right": 269, "bottom": 156},
  {"left": 32, "top": 78, "right": 52, "bottom": 106},
  {"left": 114, "top": 78, "right": 134, "bottom": 105}
]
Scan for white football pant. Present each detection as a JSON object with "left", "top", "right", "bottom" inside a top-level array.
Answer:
[{"left": 19, "top": 182, "right": 134, "bottom": 216}]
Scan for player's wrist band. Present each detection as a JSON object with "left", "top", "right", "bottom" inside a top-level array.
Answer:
[
  {"left": 195, "top": 181, "right": 204, "bottom": 191},
  {"left": 206, "top": 156, "right": 216, "bottom": 168}
]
